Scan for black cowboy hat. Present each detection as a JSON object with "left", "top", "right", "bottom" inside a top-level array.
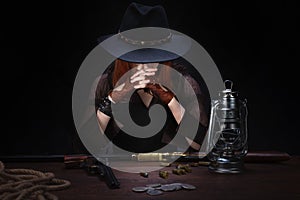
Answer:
[{"left": 98, "top": 2, "right": 191, "bottom": 63}]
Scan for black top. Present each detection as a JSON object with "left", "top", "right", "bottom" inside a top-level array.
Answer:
[{"left": 95, "top": 58, "right": 210, "bottom": 153}]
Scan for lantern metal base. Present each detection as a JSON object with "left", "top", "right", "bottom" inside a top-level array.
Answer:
[{"left": 208, "top": 157, "right": 245, "bottom": 174}]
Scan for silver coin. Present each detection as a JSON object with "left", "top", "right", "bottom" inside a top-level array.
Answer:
[
  {"left": 146, "top": 183, "right": 161, "bottom": 188},
  {"left": 160, "top": 184, "right": 177, "bottom": 192},
  {"left": 169, "top": 183, "right": 182, "bottom": 190},
  {"left": 181, "top": 183, "right": 196, "bottom": 190},
  {"left": 147, "top": 189, "right": 163, "bottom": 196},
  {"left": 132, "top": 186, "right": 149, "bottom": 192}
]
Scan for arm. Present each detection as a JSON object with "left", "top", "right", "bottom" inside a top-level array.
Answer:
[
  {"left": 97, "top": 109, "right": 111, "bottom": 134},
  {"left": 167, "top": 97, "right": 185, "bottom": 124},
  {"left": 96, "top": 66, "right": 156, "bottom": 133},
  {"left": 145, "top": 84, "right": 187, "bottom": 125},
  {"left": 146, "top": 73, "right": 209, "bottom": 150},
  {"left": 168, "top": 97, "right": 201, "bottom": 150},
  {"left": 178, "top": 74, "right": 209, "bottom": 150}
]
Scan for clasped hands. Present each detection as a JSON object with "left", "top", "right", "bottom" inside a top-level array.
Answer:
[{"left": 109, "top": 63, "right": 174, "bottom": 104}]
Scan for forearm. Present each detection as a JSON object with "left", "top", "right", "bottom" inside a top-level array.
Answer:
[
  {"left": 96, "top": 110, "right": 111, "bottom": 134},
  {"left": 185, "top": 136, "right": 201, "bottom": 151},
  {"left": 168, "top": 97, "right": 208, "bottom": 150},
  {"left": 179, "top": 110, "right": 208, "bottom": 147},
  {"left": 96, "top": 96, "right": 123, "bottom": 139},
  {"left": 167, "top": 97, "right": 185, "bottom": 124}
]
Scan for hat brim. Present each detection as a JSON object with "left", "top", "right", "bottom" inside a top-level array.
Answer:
[{"left": 98, "top": 28, "right": 191, "bottom": 63}]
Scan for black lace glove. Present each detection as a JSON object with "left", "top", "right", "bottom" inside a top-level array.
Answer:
[{"left": 98, "top": 96, "right": 112, "bottom": 117}]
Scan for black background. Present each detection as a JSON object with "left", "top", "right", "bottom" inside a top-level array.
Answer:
[{"left": 1, "top": 0, "right": 298, "bottom": 156}]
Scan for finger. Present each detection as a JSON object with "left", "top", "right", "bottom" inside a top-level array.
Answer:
[
  {"left": 135, "top": 71, "right": 156, "bottom": 77},
  {"left": 134, "top": 83, "right": 147, "bottom": 89},
  {"left": 131, "top": 69, "right": 145, "bottom": 79},
  {"left": 130, "top": 75, "right": 146, "bottom": 83},
  {"left": 139, "top": 79, "right": 150, "bottom": 85},
  {"left": 133, "top": 79, "right": 150, "bottom": 89},
  {"left": 144, "top": 68, "right": 158, "bottom": 72},
  {"left": 143, "top": 72, "right": 156, "bottom": 77}
]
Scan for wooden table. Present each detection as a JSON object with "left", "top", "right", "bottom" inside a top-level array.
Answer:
[{"left": 3, "top": 157, "right": 300, "bottom": 200}]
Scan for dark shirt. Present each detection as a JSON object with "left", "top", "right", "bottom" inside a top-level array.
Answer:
[{"left": 95, "top": 58, "right": 210, "bottom": 153}]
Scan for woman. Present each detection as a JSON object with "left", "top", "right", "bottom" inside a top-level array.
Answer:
[
  {"left": 93, "top": 2, "right": 210, "bottom": 153},
  {"left": 95, "top": 57, "right": 209, "bottom": 153}
]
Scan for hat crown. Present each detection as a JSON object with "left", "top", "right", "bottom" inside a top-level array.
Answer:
[
  {"left": 98, "top": 3, "right": 191, "bottom": 63},
  {"left": 119, "top": 2, "right": 169, "bottom": 32}
]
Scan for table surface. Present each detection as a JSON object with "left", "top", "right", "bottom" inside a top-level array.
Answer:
[{"left": 3, "top": 157, "right": 300, "bottom": 200}]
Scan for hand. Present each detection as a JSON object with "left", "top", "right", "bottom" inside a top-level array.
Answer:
[
  {"left": 109, "top": 65, "right": 157, "bottom": 103},
  {"left": 146, "top": 83, "right": 174, "bottom": 104},
  {"left": 130, "top": 65, "right": 157, "bottom": 89}
]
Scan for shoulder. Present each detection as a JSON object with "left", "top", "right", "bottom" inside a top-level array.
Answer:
[
  {"left": 172, "top": 59, "right": 201, "bottom": 94},
  {"left": 95, "top": 73, "right": 113, "bottom": 99}
]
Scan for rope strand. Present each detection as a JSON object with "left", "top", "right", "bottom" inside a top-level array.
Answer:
[{"left": 0, "top": 161, "right": 70, "bottom": 200}]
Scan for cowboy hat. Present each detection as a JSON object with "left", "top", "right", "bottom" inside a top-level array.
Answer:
[{"left": 98, "top": 2, "right": 191, "bottom": 63}]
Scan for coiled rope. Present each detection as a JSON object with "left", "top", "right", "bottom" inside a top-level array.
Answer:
[{"left": 0, "top": 161, "right": 71, "bottom": 200}]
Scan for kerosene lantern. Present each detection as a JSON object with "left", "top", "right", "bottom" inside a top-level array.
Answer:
[{"left": 207, "top": 80, "right": 248, "bottom": 173}]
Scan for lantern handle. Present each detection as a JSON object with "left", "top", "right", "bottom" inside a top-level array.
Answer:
[{"left": 224, "top": 80, "right": 233, "bottom": 90}]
